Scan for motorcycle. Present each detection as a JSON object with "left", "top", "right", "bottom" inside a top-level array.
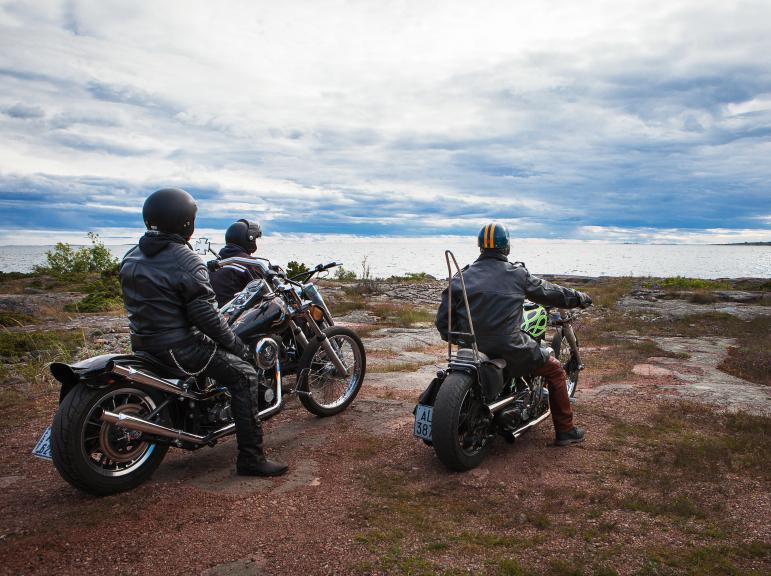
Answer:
[
  {"left": 413, "top": 251, "right": 584, "bottom": 471},
  {"left": 34, "top": 246, "right": 366, "bottom": 495}
]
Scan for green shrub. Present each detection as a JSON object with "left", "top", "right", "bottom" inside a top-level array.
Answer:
[
  {"left": 334, "top": 267, "right": 357, "bottom": 281},
  {"left": 35, "top": 232, "right": 117, "bottom": 277},
  {"left": 659, "top": 276, "right": 730, "bottom": 290},
  {"left": 64, "top": 264, "right": 123, "bottom": 313},
  {"left": 286, "top": 260, "right": 310, "bottom": 278}
]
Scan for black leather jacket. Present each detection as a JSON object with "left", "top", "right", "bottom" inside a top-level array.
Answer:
[
  {"left": 436, "top": 252, "right": 584, "bottom": 373},
  {"left": 120, "top": 232, "right": 247, "bottom": 356},
  {"left": 211, "top": 244, "right": 259, "bottom": 307}
]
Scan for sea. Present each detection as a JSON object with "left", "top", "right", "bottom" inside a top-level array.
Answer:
[{"left": 1, "top": 236, "right": 769, "bottom": 279}]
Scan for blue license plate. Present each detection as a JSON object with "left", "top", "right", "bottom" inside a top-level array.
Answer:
[
  {"left": 414, "top": 404, "right": 433, "bottom": 441},
  {"left": 32, "top": 426, "right": 53, "bottom": 461}
]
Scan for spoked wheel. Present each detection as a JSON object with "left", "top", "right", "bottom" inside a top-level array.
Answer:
[
  {"left": 297, "top": 326, "right": 366, "bottom": 416},
  {"left": 552, "top": 328, "right": 580, "bottom": 397},
  {"left": 432, "top": 373, "right": 492, "bottom": 471},
  {"left": 51, "top": 384, "right": 169, "bottom": 496}
]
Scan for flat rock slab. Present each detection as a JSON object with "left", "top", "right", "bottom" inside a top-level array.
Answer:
[
  {"left": 632, "top": 364, "right": 678, "bottom": 377},
  {"left": 366, "top": 364, "right": 438, "bottom": 392},
  {"left": 618, "top": 296, "right": 771, "bottom": 320},
  {"left": 610, "top": 336, "right": 771, "bottom": 414},
  {"left": 363, "top": 327, "right": 443, "bottom": 352}
]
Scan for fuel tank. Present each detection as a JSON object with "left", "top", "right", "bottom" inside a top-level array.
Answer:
[{"left": 232, "top": 297, "right": 290, "bottom": 341}]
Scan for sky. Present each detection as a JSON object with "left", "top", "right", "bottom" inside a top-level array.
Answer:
[{"left": 1, "top": 0, "right": 770, "bottom": 244}]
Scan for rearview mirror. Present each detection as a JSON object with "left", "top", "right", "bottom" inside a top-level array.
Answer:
[{"left": 194, "top": 237, "right": 211, "bottom": 255}]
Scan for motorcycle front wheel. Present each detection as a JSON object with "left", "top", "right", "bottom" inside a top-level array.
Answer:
[
  {"left": 552, "top": 327, "right": 580, "bottom": 397},
  {"left": 432, "top": 372, "right": 492, "bottom": 471},
  {"left": 51, "top": 384, "right": 169, "bottom": 496},
  {"left": 297, "top": 326, "right": 366, "bottom": 417}
]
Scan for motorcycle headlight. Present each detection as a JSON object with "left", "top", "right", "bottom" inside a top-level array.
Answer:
[
  {"left": 254, "top": 338, "right": 279, "bottom": 370},
  {"left": 309, "top": 304, "right": 325, "bottom": 321}
]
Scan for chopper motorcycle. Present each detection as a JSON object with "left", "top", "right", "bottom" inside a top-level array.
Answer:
[
  {"left": 413, "top": 251, "right": 584, "bottom": 471},
  {"left": 36, "top": 250, "right": 366, "bottom": 495}
]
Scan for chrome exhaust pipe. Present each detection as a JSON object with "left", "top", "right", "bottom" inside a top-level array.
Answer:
[
  {"left": 509, "top": 409, "right": 551, "bottom": 439},
  {"left": 486, "top": 395, "right": 517, "bottom": 415},
  {"left": 100, "top": 409, "right": 208, "bottom": 445},
  {"left": 111, "top": 364, "right": 192, "bottom": 398}
]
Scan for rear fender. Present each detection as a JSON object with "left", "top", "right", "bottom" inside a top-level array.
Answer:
[{"left": 49, "top": 353, "right": 139, "bottom": 403}]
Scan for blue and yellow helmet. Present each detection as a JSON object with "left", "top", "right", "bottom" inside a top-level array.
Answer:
[{"left": 478, "top": 222, "right": 510, "bottom": 256}]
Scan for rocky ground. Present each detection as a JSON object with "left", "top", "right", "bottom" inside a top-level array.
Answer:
[{"left": 0, "top": 278, "right": 769, "bottom": 575}]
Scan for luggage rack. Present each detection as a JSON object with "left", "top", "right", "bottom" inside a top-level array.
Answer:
[{"left": 444, "top": 250, "right": 480, "bottom": 365}]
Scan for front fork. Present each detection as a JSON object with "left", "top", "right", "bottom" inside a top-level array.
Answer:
[
  {"left": 290, "top": 317, "right": 349, "bottom": 376},
  {"left": 559, "top": 311, "right": 582, "bottom": 368}
]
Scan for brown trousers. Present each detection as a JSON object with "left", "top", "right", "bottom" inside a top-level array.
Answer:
[{"left": 532, "top": 355, "right": 573, "bottom": 433}]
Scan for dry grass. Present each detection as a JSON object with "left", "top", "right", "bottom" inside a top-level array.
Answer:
[
  {"left": 0, "top": 329, "right": 86, "bottom": 410},
  {"left": 348, "top": 400, "right": 771, "bottom": 575},
  {"left": 369, "top": 360, "right": 425, "bottom": 373}
]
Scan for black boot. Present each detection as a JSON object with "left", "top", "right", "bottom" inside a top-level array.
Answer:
[
  {"left": 555, "top": 426, "right": 585, "bottom": 446},
  {"left": 236, "top": 420, "right": 288, "bottom": 477}
]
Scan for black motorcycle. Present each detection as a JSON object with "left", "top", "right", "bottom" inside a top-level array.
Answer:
[
  {"left": 413, "top": 251, "right": 584, "bottom": 471},
  {"left": 35, "top": 253, "right": 366, "bottom": 495}
]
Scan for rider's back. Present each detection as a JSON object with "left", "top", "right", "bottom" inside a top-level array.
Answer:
[
  {"left": 436, "top": 251, "right": 582, "bottom": 374},
  {"left": 120, "top": 233, "right": 214, "bottom": 349}
]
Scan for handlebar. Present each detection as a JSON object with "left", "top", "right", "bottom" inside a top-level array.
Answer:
[
  {"left": 210, "top": 255, "right": 341, "bottom": 286},
  {"left": 289, "top": 261, "right": 341, "bottom": 282}
]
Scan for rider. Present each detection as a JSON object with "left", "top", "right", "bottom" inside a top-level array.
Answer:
[
  {"left": 120, "top": 189, "right": 288, "bottom": 476},
  {"left": 211, "top": 219, "right": 264, "bottom": 306},
  {"left": 435, "top": 222, "right": 592, "bottom": 446}
]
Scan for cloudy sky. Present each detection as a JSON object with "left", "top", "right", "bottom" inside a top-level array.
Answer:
[{"left": 1, "top": 0, "right": 770, "bottom": 243}]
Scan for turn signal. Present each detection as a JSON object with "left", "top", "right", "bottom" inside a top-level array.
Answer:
[{"left": 310, "top": 305, "right": 325, "bottom": 321}]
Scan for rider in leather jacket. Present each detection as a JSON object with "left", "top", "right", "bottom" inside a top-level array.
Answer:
[
  {"left": 436, "top": 222, "right": 592, "bottom": 446},
  {"left": 120, "top": 189, "right": 287, "bottom": 476},
  {"left": 211, "top": 219, "right": 263, "bottom": 307}
]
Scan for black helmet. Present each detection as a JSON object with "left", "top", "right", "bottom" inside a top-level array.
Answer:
[
  {"left": 142, "top": 188, "right": 197, "bottom": 239},
  {"left": 225, "top": 219, "right": 262, "bottom": 254},
  {"left": 477, "top": 222, "right": 510, "bottom": 256}
]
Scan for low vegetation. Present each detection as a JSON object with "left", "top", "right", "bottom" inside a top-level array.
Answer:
[
  {"left": 0, "top": 311, "right": 35, "bottom": 326},
  {"left": 349, "top": 402, "right": 770, "bottom": 575},
  {"left": 654, "top": 276, "right": 732, "bottom": 291},
  {"left": 34, "top": 232, "right": 116, "bottom": 277},
  {"left": 0, "top": 329, "right": 85, "bottom": 410}
]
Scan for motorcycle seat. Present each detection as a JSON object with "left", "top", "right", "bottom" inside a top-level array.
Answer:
[
  {"left": 129, "top": 351, "right": 190, "bottom": 379},
  {"left": 456, "top": 348, "right": 507, "bottom": 370}
]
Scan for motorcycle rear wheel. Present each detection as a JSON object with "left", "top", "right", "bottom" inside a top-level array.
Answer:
[
  {"left": 297, "top": 326, "right": 366, "bottom": 417},
  {"left": 432, "top": 372, "right": 491, "bottom": 471},
  {"left": 51, "top": 383, "right": 169, "bottom": 496}
]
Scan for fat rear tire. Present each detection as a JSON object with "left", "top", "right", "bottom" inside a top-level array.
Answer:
[
  {"left": 51, "top": 383, "right": 169, "bottom": 496},
  {"left": 432, "top": 372, "right": 491, "bottom": 471}
]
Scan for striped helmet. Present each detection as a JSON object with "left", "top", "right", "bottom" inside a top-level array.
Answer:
[{"left": 477, "top": 222, "right": 510, "bottom": 256}]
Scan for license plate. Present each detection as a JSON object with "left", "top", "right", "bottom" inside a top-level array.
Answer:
[
  {"left": 32, "top": 426, "right": 53, "bottom": 461},
  {"left": 414, "top": 404, "right": 433, "bottom": 441}
]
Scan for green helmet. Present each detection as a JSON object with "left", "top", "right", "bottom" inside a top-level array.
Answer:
[
  {"left": 478, "top": 222, "right": 510, "bottom": 255},
  {"left": 521, "top": 303, "right": 548, "bottom": 339}
]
